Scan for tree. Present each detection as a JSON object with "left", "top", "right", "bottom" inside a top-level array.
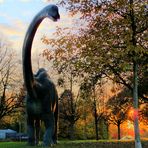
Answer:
[
  {"left": 42, "top": 28, "right": 82, "bottom": 139},
  {"left": 107, "top": 87, "right": 132, "bottom": 139},
  {"left": 43, "top": 1, "right": 147, "bottom": 146},
  {"left": 80, "top": 75, "right": 109, "bottom": 140},
  {"left": 54, "top": 1, "right": 147, "bottom": 147},
  {"left": 0, "top": 38, "right": 23, "bottom": 121},
  {"left": 79, "top": 77, "right": 94, "bottom": 139},
  {"left": 92, "top": 85, "right": 109, "bottom": 140},
  {"left": 59, "top": 89, "right": 80, "bottom": 139},
  {"left": 139, "top": 103, "right": 148, "bottom": 125}
]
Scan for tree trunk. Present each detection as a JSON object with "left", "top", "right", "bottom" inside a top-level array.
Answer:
[
  {"left": 133, "top": 61, "right": 142, "bottom": 148},
  {"left": 117, "top": 123, "right": 121, "bottom": 140},
  {"left": 83, "top": 100, "right": 87, "bottom": 139},
  {"left": 69, "top": 123, "right": 75, "bottom": 140},
  {"left": 129, "top": 0, "right": 142, "bottom": 147},
  {"left": 69, "top": 72, "right": 75, "bottom": 140},
  {"left": 94, "top": 112, "right": 99, "bottom": 140},
  {"left": 93, "top": 87, "right": 99, "bottom": 140}
]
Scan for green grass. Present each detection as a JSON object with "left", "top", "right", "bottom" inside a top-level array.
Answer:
[
  {"left": 0, "top": 142, "right": 25, "bottom": 148},
  {"left": 0, "top": 140, "right": 148, "bottom": 148}
]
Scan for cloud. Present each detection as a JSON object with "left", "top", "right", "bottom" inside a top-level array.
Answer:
[
  {"left": 42, "top": 0, "right": 54, "bottom": 3},
  {"left": 19, "top": 0, "right": 31, "bottom": 2},
  {"left": 0, "top": 24, "right": 22, "bottom": 37},
  {"left": 0, "top": 23, "right": 24, "bottom": 50},
  {"left": 42, "top": 0, "right": 60, "bottom": 5},
  {"left": 0, "top": 4, "right": 78, "bottom": 53},
  {"left": 0, "top": 0, "right": 4, "bottom": 4},
  {"left": 0, "top": 18, "right": 50, "bottom": 52},
  {"left": 0, "top": 15, "right": 28, "bottom": 51}
]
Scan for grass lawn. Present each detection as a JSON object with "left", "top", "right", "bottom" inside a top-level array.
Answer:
[{"left": 0, "top": 140, "right": 148, "bottom": 148}]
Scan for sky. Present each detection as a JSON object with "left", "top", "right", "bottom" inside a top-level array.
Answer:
[{"left": 0, "top": 0, "right": 74, "bottom": 53}]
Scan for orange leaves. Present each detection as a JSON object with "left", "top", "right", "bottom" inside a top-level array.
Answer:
[
  {"left": 42, "top": 49, "right": 53, "bottom": 61},
  {"left": 41, "top": 36, "right": 50, "bottom": 45}
]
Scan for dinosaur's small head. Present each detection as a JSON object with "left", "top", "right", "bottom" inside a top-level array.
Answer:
[{"left": 45, "top": 5, "right": 60, "bottom": 22}]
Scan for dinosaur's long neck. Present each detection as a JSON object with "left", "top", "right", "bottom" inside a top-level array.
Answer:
[{"left": 22, "top": 11, "right": 45, "bottom": 98}]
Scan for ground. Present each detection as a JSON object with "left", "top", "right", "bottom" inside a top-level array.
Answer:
[{"left": 0, "top": 140, "right": 148, "bottom": 148}]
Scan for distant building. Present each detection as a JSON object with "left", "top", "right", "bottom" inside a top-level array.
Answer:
[{"left": 0, "top": 129, "right": 17, "bottom": 139}]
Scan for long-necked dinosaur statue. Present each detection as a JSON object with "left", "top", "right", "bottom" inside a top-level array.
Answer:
[{"left": 22, "top": 5, "right": 60, "bottom": 146}]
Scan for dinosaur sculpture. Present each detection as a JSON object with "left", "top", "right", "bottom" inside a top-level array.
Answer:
[{"left": 22, "top": 5, "right": 60, "bottom": 146}]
